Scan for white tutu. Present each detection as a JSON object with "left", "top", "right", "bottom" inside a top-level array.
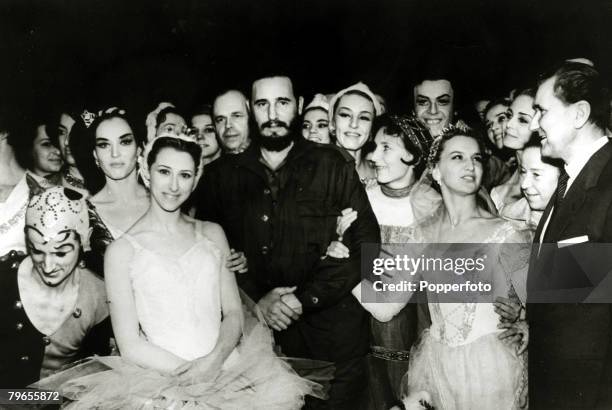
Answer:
[
  {"left": 33, "top": 316, "right": 330, "bottom": 409},
  {"left": 401, "top": 329, "right": 523, "bottom": 410}
]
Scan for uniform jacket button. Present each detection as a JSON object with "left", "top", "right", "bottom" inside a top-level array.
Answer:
[
  {"left": 20, "top": 355, "right": 29, "bottom": 362},
  {"left": 311, "top": 296, "right": 319, "bottom": 304},
  {"left": 16, "top": 322, "right": 24, "bottom": 331}
]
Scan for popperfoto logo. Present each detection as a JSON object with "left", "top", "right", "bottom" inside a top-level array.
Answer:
[{"left": 360, "top": 243, "right": 530, "bottom": 303}]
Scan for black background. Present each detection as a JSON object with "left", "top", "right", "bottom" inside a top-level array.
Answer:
[{"left": 1, "top": 0, "right": 610, "bottom": 118}]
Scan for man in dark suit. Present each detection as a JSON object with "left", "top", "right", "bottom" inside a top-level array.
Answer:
[{"left": 527, "top": 61, "right": 612, "bottom": 409}]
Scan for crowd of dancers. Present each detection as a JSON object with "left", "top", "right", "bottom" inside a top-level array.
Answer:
[{"left": 1, "top": 58, "right": 611, "bottom": 409}]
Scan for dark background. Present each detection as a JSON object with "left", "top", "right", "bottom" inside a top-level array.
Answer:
[{"left": 1, "top": 0, "right": 611, "bottom": 118}]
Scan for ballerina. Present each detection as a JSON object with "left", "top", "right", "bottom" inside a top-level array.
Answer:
[
  {"left": 352, "top": 127, "right": 530, "bottom": 409},
  {"left": 49, "top": 132, "right": 325, "bottom": 409}
]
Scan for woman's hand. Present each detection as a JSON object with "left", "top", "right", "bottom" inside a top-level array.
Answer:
[
  {"left": 336, "top": 208, "right": 358, "bottom": 240},
  {"left": 173, "top": 354, "right": 221, "bottom": 384},
  {"left": 498, "top": 320, "right": 529, "bottom": 355},
  {"left": 226, "top": 249, "right": 248, "bottom": 273},
  {"left": 325, "top": 241, "right": 350, "bottom": 259},
  {"left": 494, "top": 296, "right": 522, "bottom": 322}
]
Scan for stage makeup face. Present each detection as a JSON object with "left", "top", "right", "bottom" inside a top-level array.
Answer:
[
  {"left": 26, "top": 228, "right": 81, "bottom": 287},
  {"left": 413, "top": 79, "right": 454, "bottom": 136}
]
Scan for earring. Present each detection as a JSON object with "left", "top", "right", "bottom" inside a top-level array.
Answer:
[
  {"left": 78, "top": 260, "right": 86, "bottom": 269},
  {"left": 95, "top": 159, "right": 100, "bottom": 168}
]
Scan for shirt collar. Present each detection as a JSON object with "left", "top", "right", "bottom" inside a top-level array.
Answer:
[{"left": 565, "top": 136, "right": 608, "bottom": 180}]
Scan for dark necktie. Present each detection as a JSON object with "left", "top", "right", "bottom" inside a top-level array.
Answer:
[
  {"left": 555, "top": 169, "right": 569, "bottom": 209},
  {"left": 543, "top": 169, "right": 569, "bottom": 243}
]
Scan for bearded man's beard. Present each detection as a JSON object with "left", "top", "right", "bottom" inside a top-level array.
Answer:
[{"left": 255, "top": 119, "right": 299, "bottom": 152}]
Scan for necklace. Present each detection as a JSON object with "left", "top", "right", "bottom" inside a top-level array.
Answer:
[
  {"left": 380, "top": 184, "right": 413, "bottom": 198},
  {"left": 63, "top": 168, "right": 85, "bottom": 189}
]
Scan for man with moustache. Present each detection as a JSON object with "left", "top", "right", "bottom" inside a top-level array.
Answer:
[
  {"left": 527, "top": 61, "right": 612, "bottom": 409},
  {"left": 212, "top": 89, "right": 252, "bottom": 154},
  {"left": 196, "top": 75, "right": 380, "bottom": 409}
]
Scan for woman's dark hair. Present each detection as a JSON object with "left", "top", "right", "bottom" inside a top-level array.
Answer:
[
  {"left": 147, "top": 136, "right": 202, "bottom": 171},
  {"left": 71, "top": 110, "right": 143, "bottom": 194},
  {"left": 12, "top": 110, "right": 62, "bottom": 170},
  {"left": 521, "top": 133, "right": 564, "bottom": 168},
  {"left": 156, "top": 106, "right": 186, "bottom": 129},
  {"left": 189, "top": 103, "right": 213, "bottom": 121},
  {"left": 368, "top": 114, "right": 429, "bottom": 179},
  {"left": 483, "top": 98, "right": 510, "bottom": 119}
]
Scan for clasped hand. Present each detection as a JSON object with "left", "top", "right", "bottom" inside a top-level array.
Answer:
[
  {"left": 257, "top": 286, "right": 302, "bottom": 331},
  {"left": 172, "top": 353, "right": 221, "bottom": 385}
]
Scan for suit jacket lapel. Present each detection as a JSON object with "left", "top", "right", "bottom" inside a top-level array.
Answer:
[{"left": 544, "top": 142, "right": 612, "bottom": 242}]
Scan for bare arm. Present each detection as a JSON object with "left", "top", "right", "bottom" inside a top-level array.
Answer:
[
  {"left": 104, "top": 238, "right": 187, "bottom": 373},
  {"left": 352, "top": 280, "right": 412, "bottom": 322}
]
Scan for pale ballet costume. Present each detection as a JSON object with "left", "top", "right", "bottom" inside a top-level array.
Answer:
[
  {"left": 401, "top": 222, "right": 529, "bottom": 410},
  {"left": 50, "top": 224, "right": 326, "bottom": 409},
  {"left": 391, "top": 167, "right": 530, "bottom": 410}
]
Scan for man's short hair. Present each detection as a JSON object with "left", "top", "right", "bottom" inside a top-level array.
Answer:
[
  {"left": 250, "top": 73, "right": 300, "bottom": 101},
  {"left": 541, "top": 62, "right": 610, "bottom": 130}
]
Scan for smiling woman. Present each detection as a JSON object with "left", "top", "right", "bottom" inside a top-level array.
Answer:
[
  {"left": 329, "top": 82, "right": 383, "bottom": 182},
  {"left": 39, "top": 132, "right": 326, "bottom": 409}
]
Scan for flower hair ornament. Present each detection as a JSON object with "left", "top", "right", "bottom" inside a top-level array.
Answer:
[
  {"left": 145, "top": 102, "right": 176, "bottom": 143},
  {"left": 80, "top": 110, "right": 97, "bottom": 128},
  {"left": 25, "top": 175, "right": 92, "bottom": 251},
  {"left": 137, "top": 130, "right": 204, "bottom": 189}
]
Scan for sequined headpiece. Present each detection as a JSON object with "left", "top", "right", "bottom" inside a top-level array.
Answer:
[
  {"left": 137, "top": 131, "right": 204, "bottom": 188},
  {"left": 25, "top": 182, "right": 91, "bottom": 251},
  {"left": 388, "top": 114, "right": 434, "bottom": 167},
  {"left": 426, "top": 123, "right": 474, "bottom": 170}
]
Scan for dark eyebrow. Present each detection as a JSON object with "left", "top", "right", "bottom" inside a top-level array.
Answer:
[
  {"left": 436, "top": 94, "right": 452, "bottom": 99},
  {"left": 253, "top": 99, "right": 268, "bottom": 105},
  {"left": 415, "top": 94, "right": 430, "bottom": 99},
  {"left": 277, "top": 97, "right": 291, "bottom": 103},
  {"left": 533, "top": 103, "right": 543, "bottom": 111},
  {"left": 119, "top": 133, "right": 134, "bottom": 139},
  {"left": 518, "top": 111, "right": 533, "bottom": 117},
  {"left": 55, "top": 243, "right": 75, "bottom": 250}
]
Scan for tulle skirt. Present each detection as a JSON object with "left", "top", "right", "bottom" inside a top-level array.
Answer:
[
  {"left": 33, "top": 298, "right": 332, "bottom": 409},
  {"left": 401, "top": 330, "right": 523, "bottom": 410}
]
